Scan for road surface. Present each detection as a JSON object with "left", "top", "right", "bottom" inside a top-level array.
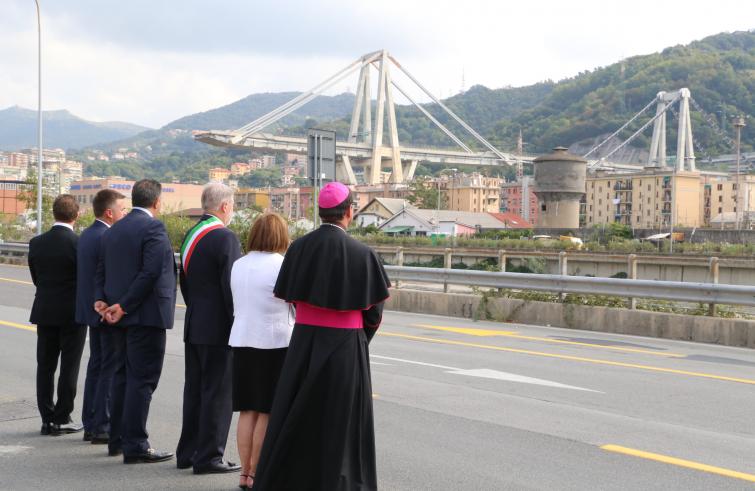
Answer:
[{"left": 1, "top": 263, "right": 754, "bottom": 490}]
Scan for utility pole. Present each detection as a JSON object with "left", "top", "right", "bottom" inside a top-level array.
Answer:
[
  {"left": 733, "top": 116, "right": 745, "bottom": 230},
  {"left": 35, "top": 0, "right": 43, "bottom": 235}
]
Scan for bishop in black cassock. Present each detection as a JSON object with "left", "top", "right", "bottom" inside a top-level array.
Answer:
[{"left": 252, "top": 182, "right": 390, "bottom": 491}]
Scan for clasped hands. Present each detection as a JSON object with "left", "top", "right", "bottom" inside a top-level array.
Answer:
[{"left": 94, "top": 300, "right": 125, "bottom": 324}]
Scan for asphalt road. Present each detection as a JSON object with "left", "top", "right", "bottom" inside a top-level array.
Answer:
[{"left": 1, "top": 263, "right": 754, "bottom": 490}]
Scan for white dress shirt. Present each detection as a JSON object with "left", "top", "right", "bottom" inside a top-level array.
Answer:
[
  {"left": 132, "top": 207, "right": 153, "bottom": 218},
  {"left": 228, "top": 251, "right": 293, "bottom": 349},
  {"left": 53, "top": 222, "right": 74, "bottom": 231},
  {"left": 95, "top": 218, "right": 111, "bottom": 228}
]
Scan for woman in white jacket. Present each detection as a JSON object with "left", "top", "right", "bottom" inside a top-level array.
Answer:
[{"left": 228, "top": 213, "right": 293, "bottom": 489}]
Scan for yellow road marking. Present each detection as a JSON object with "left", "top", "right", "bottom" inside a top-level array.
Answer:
[
  {"left": 0, "top": 275, "right": 187, "bottom": 310},
  {"left": 413, "top": 324, "right": 518, "bottom": 337},
  {"left": 413, "top": 324, "right": 684, "bottom": 358},
  {"left": 0, "top": 277, "right": 33, "bottom": 286},
  {"left": 378, "top": 331, "right": 755, "bottom": 386},
  {"left": 0, "top": 320, "right": 36, "bottom": 332},
  {"left": 601, "top": 445, "right": 755, "bottom": 483}
]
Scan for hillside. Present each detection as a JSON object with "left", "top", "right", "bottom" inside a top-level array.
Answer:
[
  {"left": 300, "top": 31, "right": 753, "bottom": 158},
  {"left": 164, "top": 92, "right": 356, "bottom": 131},
  {"left": 0, "top": 106, "right": 150, "bottom": 151},
  {"left": 72, "top": 30, "right": 755, "bottom": 181}
]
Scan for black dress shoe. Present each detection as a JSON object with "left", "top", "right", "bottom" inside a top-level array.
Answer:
[
  {"left": 123, "top": 448, "right": 174, "bottom": 464},
  {"left": 40, "top": 423, "right": 53, "bottom": 435},
  {"left": 193, "top": 461, "right": 242, "bottom": 474},
  {"left": 176, "top": 461, "right": 193, "bottom": 470},
  {"left": 83, "top": 431, "right": 93, "bottom": 442},
  {"left": 90, "top": 432, "right": 109, "bottom": 444},
  {"left": 108, "top": 447, "right": 123, "bottom": 457},
  {"left": 52, "top": 422, "right": 84, "bottom": 435}
]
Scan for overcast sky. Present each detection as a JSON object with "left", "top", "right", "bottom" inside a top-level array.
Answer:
[{"left": 2, "top": 0, "right": 752, "bottom": 128}]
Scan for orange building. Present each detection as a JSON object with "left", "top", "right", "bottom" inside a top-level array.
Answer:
[
  {"left": 208, "top": 167, "right": 232, "bottom": 182},
  {"left": 70, "top": 178, "right": 203, "bottom": 213},
  {"left": 0, "top": 180, "right": 30, "bottom": 222}
]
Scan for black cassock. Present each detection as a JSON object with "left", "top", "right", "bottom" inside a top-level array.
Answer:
[{"left": 252, "top": 224, "right": 391, "bottom": 491}]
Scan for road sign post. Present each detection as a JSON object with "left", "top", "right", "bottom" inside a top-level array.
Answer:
[{"left": 307, "top": 129, "right": 337, "bottom": 230}]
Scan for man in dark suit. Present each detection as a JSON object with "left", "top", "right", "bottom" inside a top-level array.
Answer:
[
  {"left": 94, "top": 179, "right": 177, "bottom": 464},
  {"left": 176, "top": 182, "right": 242, "bottom": 474},
  {"left": 28, "top": 194, "right": 87, "bottom": 436},
  {"left": 76, "top": 189, "right": 126, "bottom": 443}
]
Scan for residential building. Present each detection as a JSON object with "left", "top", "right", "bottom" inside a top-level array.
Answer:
[
  {"left": 488, "top": 212, "right": 532, "bottom": 229},
  {"left": 269, "top": 187, "right": 314, "bottom": 220},
  {"left": 354, "top": 198, "right": 413, "bottom": 228},
  {"left": 0, "top": 180, "right": 30, "bottom": 222},
  {"left": 500, "top": 176, "right": 539, "bottom": 223},
  {"left": 440, "top": 173, "right": 502, "bottom": 213},
  {"left": 378, "top": 209, "right": 513, "bottom": 237},
  {"left": 208, "top": 167, "right": 232, "bottom": 182},
  {"left": 584, "top": 169, "right": 703, "bottom": 228},
  {"left": 231, "top": 162, "right": 252, "bottom": 176},
  {"left": 261, "top": 155, "right": 276, "bottom": 168},
  {"left": 352, "top": 183, "right": 412, "bottom": 211},
  {"left": 69, "top": 178, "right": 203, "bottom": 212},
  {"left": 235, "top": 188, "right": 270, "bottom": 210},
  {"left": 702, "top": 174, "right": 755, "bottom": 226}
]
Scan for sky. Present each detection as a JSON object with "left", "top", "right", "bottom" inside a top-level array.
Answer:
[{"left": 1, "top": 0, "right": 752, "bottom": 129}]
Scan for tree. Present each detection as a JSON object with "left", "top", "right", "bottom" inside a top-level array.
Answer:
[{"left": 406, "top": 178, "right": 446, "bottom": 209}]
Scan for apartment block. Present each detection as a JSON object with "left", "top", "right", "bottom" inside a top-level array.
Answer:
[{"left": 584, "top": 169, "right": 703, "bottom": 228}]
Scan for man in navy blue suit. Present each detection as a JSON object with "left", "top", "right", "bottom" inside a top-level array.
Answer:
[
  {"left": 175, "top": 183, "right": 241, "bottom": 474},
  {"left": 94, "top": 179, "right": 177, "bottom": 464},
  {"left": 76, "top": 189, "right": 126, "bottom": 444}
]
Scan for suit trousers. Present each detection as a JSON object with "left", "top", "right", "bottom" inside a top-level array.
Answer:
[
  {"left": 107, "top": 326, "right": 166, "bottom": 456},
  {"left": 82, "top": 325, "right": 112, "bottom": 433},
  {"left": 36, "top": 324, "right": 87, "bottom": 424},
  {"left": 176, "top": 343, "right": 233, "bottom": 469}
]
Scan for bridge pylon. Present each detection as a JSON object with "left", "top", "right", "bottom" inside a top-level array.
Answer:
[{"left": 195, "top": 50, "right": 516, "bottom": 185}]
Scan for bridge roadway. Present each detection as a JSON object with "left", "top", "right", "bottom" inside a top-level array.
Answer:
[{"left": 1, "top": 262, "right": 754, "bottom": 490}]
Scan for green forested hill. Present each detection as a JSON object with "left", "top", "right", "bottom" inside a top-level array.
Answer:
[
  {"left": 78, "top": 30, "right": 753, "bottom": 181},
  {"left": 303, "top": 30, "right": 753, "bottom": 157}
]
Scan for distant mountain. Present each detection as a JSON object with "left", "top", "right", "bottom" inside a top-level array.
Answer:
[
  {"left": 164, "top": 92, "right": 356, "bottom": 131},
  {"left": 0, "top": 106, "right": 150, "bottom": 151}
]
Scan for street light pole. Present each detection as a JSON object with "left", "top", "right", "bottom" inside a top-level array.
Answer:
[
  {"left": 733, "top": 116, "right": 745, "bottom": 230},
  {"left": 34, "top": 0, "right": 43, "bottom": 235}
]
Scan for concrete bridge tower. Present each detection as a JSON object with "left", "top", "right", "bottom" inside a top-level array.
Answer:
[{"left": 533, "top": 147, "right": 586, "bottom": 228}]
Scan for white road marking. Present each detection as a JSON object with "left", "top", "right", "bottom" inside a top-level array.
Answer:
[{"left": 372, "top": 354, "right": 601, "bottom": 392}]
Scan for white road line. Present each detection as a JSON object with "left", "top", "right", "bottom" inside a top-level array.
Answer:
[{"left": 372, "top": 354, "right": 601, "bottom": 392}]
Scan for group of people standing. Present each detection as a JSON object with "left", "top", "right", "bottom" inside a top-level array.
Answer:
[{"left": 28, "top": 178, "right": 391, "bottom": 490}]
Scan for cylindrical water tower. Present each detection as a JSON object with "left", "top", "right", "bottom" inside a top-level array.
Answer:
[{"left": 533, "top": 147, "right": 586, "bottom": 229}]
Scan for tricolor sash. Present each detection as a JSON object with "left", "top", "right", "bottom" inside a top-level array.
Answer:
[{"left": 180, "top": 215, "right": 224, "bottom": 271}]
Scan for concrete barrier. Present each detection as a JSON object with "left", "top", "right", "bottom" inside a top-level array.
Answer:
[{"left": 386, "top": 288, "right": 755, "bottom": 349}]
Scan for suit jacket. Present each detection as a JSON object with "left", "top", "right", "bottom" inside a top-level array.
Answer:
[
  {"left": 75, "top": 220, "right": 109, "bottom": 327},
  {"left": 180, "top": 214, "right": 241, "bottom": 345},
  {"left": 94, "top": 209, "right": 177, "bottom": 329},
  {"left": 28, "top": 225, "right": 79, "bottom": 326}
]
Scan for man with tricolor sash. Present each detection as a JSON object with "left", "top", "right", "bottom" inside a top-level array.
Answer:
[{"left": 176, "top": 182, "right": 242, "bottom": 475}]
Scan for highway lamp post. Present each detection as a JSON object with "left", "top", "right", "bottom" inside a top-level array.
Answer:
[
  {"left": 34, "top": 0, "right": 43, "bottom": 235},
  {"left": 733, "top": 116, "right": 745, "bottom": 230}
]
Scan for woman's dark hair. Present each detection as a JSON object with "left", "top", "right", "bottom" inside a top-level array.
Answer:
[
  {"left": 319, "top": 191, "right": 353, "bottom": 223},
  {"left": 131, "top": 179, "right": 161, "bottom": 208}
]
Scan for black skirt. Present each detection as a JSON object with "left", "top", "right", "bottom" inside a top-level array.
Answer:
[
  {"left": 251, "top": 324, "right": 377, "bottom": 491},
  {"left": 232, "top": 346, "right": 288, "bottom": 413}
]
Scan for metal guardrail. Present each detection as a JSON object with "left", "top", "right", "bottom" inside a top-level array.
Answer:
[
  {"left": 384, "top": 265, "right": 755, "bottom": 308},
  {"left": 0, "top": 242, "right": 31, "bottom": 254},
  {"left": 5, "top": 243, "right": 754, "bottom": 310}
]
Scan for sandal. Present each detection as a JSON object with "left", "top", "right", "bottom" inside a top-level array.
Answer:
[{"left": 239, "top": 474, "right": 251, "bottom": 490}]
